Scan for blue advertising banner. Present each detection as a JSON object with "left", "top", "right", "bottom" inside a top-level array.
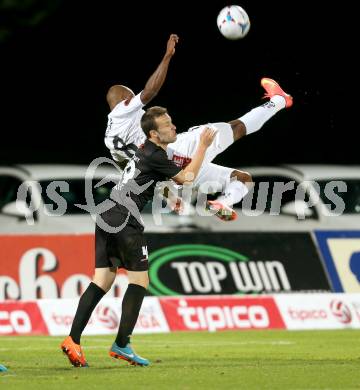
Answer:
[{"left": 315, "top": 231, "right": 360, "bottom": 292}]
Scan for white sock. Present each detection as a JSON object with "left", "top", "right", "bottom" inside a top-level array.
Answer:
[
  {"left": 217, "top": 180, "right": 249, "bottom": 207},
  {"left": 240, "top": 95, "right": 286, "bottom": 135}
]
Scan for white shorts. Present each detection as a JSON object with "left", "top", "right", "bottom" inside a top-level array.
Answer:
[
  {"left": 194, "top": 163, "right": 233, "bottom": 191},
  {"left": 166, "top": 122, "right": 234, "bottom": 166}
]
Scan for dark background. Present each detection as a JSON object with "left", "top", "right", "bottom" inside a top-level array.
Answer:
[{"left": 0, "top": 0, "right": 355, "bottom": 167}]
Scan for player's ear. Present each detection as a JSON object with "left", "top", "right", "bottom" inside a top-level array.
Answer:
[
  {"left": 124, "top": 96, "right": 134, "bottom": 106},
  {"left": 149, "top": 129, "right": 158, "bottom": 139}
]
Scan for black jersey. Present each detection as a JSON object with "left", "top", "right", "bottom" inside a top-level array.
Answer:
[{"left": 110, "top": 139, "right": 181, "bottom": 225}]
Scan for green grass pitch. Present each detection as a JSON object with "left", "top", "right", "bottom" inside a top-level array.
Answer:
[{"left": 1, "top": 330, "right": 360, "bottom": 389}]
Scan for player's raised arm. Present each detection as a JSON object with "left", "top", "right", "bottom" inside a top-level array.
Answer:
[
  {"left": 173, "top": 128, "right": 217, "bottom": 185},
  {"left": 140, "top": 34, "right": 179, "bottom": 105}
]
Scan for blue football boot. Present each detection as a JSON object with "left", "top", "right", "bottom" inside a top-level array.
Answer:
[{"left": 109, "top": 342, "right": 150, "bottom": 366}]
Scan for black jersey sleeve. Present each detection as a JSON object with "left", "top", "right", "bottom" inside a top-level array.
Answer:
[{"left": 147, "top": 149, "right": 182, "bottom": 179}]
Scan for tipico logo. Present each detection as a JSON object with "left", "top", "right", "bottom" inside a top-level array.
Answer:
[
  {"left": 95, "top": 305, "right": 119, "bottom": 330},
  {"left": 330, "top": 299, "right": 352, "bottom": 324},
  {"left": 148, "top": 244, "right": 291, "bottom": 296}
]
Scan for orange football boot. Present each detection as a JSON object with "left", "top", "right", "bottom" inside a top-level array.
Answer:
[
  {"left": 207, "top": 200, "right": 237, "bottom": 221},
  {"left": 261, "top": 77, "right": 293, "bottom": 108},
  {"left": 60, "top": 336, "right": 88, "bottom": 367}
]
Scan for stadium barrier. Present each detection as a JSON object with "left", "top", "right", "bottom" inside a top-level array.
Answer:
[
  {"left": 0, "top": 232, "right": 336, "bottom": 300},
  {"left": 1, "top": 232, "right": 359, "bottom": 335},
  {"left": 1, "top": 294, "right": 360, "bottom": 335}
]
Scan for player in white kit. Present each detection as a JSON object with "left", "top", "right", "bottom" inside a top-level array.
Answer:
[{"left": 105, "top": 34, "right": 293, "bottom": 220}]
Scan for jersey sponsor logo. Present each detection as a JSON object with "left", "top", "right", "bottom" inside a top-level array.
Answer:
[{"left": 172, "top": 154, "right": 192, "bottom": 168}]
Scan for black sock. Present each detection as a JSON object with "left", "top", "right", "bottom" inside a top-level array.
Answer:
[
  {"left": 115, "top": 284, "right": 146, "bottom": 347},
  {"left": 70, "top": 282, "right": 105, "bottom": 344}
]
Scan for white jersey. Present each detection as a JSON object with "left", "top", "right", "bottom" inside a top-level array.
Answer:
[
  {"left": 104, "top": 92, "right": 147, "bottom": 162},
  {"left": 167, "top": 122, "right": 234, "bottom": 167},
  {"left": 104, "top": 92, "right": 235, "bottom": 181}
]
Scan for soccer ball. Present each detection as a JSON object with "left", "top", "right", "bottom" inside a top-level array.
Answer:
[{"left": 217, "top": 5, "right": 250, "bottom": 40}]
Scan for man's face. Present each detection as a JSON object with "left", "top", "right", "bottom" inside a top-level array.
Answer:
[{"left": 154, "top": 114, "right": 177, "bottom": 144}]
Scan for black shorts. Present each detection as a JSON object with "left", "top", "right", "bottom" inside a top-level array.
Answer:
[{"left": 95, "top": 205, "right": 149, "bottom": 271}]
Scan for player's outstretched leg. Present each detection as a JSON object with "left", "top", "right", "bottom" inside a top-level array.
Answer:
[
  {"left": 261, "top": 77, "right": 293, "bottom": 108},
  {"left": 60, "top": 271, "right": 112, "bottom": 367},
  {"left": 110, "top": 279, "right": 149, "bottom": 366},
  {"left": 207, "top": 200, "right": 238, "bottom": 221},
  {"left": 229, "top": 77, "right": 293, "bottom": 141},
  {"left": 207, "top": 169, "right": 252, "bottom": 221}
]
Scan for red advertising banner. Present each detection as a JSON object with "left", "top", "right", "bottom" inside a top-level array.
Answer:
[
  {"left": 0, "top": 235, "right": 129, "bottom": 300},
  {"left": 0, "top": 235, "right": 95, "bottom": 300},
  {"left": 1, "top": 294, "right": 359, "bottom": 335},
  {"left": 0, "top": 302, "right": 49, "bottom": 335},
  {"left": 159, "top": 296, "right": 285, "bottom": 331}
]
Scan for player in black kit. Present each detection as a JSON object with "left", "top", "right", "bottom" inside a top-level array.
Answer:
[{"left": 60, "top": 106, "right": 216, "bottom": 367}]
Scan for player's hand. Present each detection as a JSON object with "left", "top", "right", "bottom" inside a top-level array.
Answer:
[
  {"left": 200, "top": 127, "right": 217, "bottom": 147},
  {"left": 165, "top": 34, "right": 179, "bottom": 57}
]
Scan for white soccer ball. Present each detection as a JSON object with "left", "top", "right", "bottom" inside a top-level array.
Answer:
[{"left": 217, "top": 5, "right": 250, "bottom": 40}]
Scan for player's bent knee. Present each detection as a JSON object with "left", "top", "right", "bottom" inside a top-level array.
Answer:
[
  {"left": 231, "top": 170, "right": 253, "bottom": 184},
  {"left": 228, "top": 120, "right": 246, "bottom": 141},
  {"left": 127, "top": 270, "right": 149, "bottom": 289},
  {"left": 131, "top": 280, "right": 149, "bottom": 289},
  {"left": 244, "top": 171, "right": 253, "bottom": 183},
  {"left": 92, "top": 278, "right": 112, "bottom": 293},
  {"left": 92, "top": 267, "right": 117, "bottom": 292}
]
